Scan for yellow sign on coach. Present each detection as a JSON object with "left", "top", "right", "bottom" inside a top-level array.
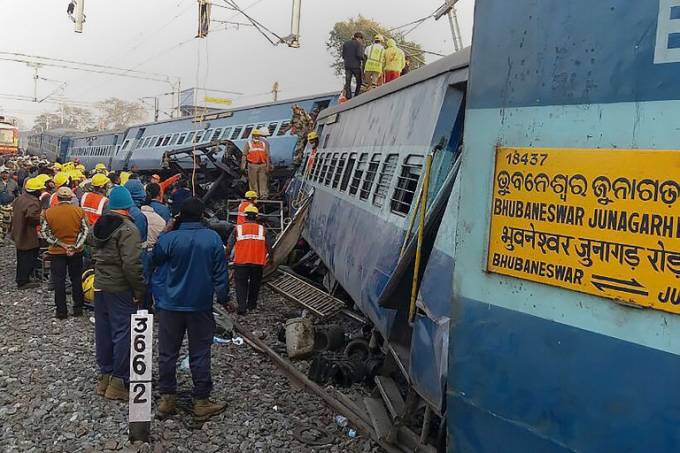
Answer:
[{"left": 487, "top": 147, "right": 680, "bottom": 314}]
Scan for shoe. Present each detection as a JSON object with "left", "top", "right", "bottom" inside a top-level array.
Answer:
[
  {"left": 247, "top": 304, "right": 257, "bottom": 311},
  {"left": 193, "top": 398, "right": 226, "bottom": 418},
  {"left": 96, "top": 374, "right": 111, "bottom": 396},
  {"left": 237, "top": 310, "right": 247, "bottom": 316},
  {"left": 17, "top": 282, "right": 40, "bottom": 290},
  {"left": 72, "top": 307, "right": 83, "bottom": 317},
  {"left": 104, "top": 377, "right": 128, "bottom": 401},
  {"left": 55, "top": 312, "right": 68, "bottom": 320},
  {"left": 158, "top": 394, "right": 177, "bottom": 416}
]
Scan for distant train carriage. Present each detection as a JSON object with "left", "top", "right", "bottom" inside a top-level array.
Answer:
[
  {"left": 67, "top": 130, "right": 127, "bottom": 170},
  {"left": 25, "top": 129, "right": 80, "bottom": 162}
]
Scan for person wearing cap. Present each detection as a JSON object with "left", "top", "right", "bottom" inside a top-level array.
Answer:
[
  {"left": 146, "top": 183, "right": 172, "bottom": 222},
  {"left": 42, "top": 186, "right": 89, "bottom": 319},
  {"left": 0, "top": 167, "right": 19, "bottom": 206},
  {"left": 81, "top": 173, "right": 110, "bottom": 225},
  {"left": 50, "top": 172, "right": 76, "bottom": 207},
  {"left": 305, "top": 131, "right": 320, "bottom": 177},
  {"left": 34, "top": 174, "right": 53, "bottom": 210},
  {"left": 152, "top": 197, "right": 228, "bottom": 418},
  {"left": 281, "top": 105, "right": 313, "bottom": 167},
  {"left": 227, "top": 205, "right": 271, "bottom": 315},
  {"left": 94, "top": 163, "right": 108, "bottom": 175},
  {"left": 383, "top": 38, "right": 406, "bottom": 83},
  {"left": 150, "top": 173, "right": 182, "bottom": 200},
  {"left": 237, "top": 191, "right": 258, "bottom": 225},
  {"left": 364, "top": 34, "right": 387, "bottom": 91},
  {"left": 241, "top": 128, "right": 272, "bottom": 200},
  {"left": 87, "top": 185, "right": 146, "bottom": 401},
  {"left": 123, "top": 176, "right": 149, "bottom": 243},
  {"left": 10, "top": 178, "right": 44, "bottom": 289}
]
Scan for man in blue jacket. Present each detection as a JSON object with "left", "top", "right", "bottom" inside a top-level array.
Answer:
[
  {"left": 152, "top": 197, "right": 229, "bottom": 418},
  {"left": 123, "top": 177, "right": 149, "bottom": 243}
]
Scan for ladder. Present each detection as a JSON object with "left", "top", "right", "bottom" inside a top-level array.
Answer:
[{"left": 266, "top": 270, "right": 345, "bottom": 319}]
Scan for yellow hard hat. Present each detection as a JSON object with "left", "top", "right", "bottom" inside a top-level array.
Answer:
[
  {"left": 244, "top": 205, "right": 259, "bottom": 214},
  {"left": 120, "top": 171, "right": 131, "bottom": 186},
  {"left": 245, "top": 190, "right": 258, "bottom": 199},
  {"left": 62, "top": 162, "right": 74, "bottom": 171},
  {"left": 307, "top": 131, "right": 319, "bottom": 141},
  {"left": 53, "top": 172, "right": 70, "bottom": 188},
  {"left": 251, "top": 129, "right": 264, "bottom": 137},
  {"left": 68, "top": 170, "right": 85, "bottom": 181},
  {"left": 34, "top": 174, "right": 52, "bottom": 185},
  {"left": 25, "top": 177, "right": 45, "bottom": 192},
  {"left": 375, "top": 34, "right": 385, "bottom": 42},
  {"left": 76, "top": 164, "right": 86, "bottom": 172},
  {"left": 91, "top": 173, "right": 110, "bottom": 188},
  {"left": 82, "top": 269, "right": 95, "bottom": 303},
  {"left": 95, "top": 163, "right": 107, "bottom": 170},
  {"left": 53, "top": 162, "right": 62, "bottom": 170}
]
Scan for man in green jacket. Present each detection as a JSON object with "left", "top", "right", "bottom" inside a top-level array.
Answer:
[{"left": 88, "top": 186, "right": 146, "bottom": 401}]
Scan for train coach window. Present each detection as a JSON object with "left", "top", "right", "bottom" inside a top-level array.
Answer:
[
  {"left": 177, "top": 133, "right": 187, "bottom": 145},
  {"left": 319, "top": 153, "right": 331, "bottom": 184},
  {"left": 349, "top": 153, "right": 368, "bottom": 196},
  {"left": 242, "top": 125, "right": 255, "bottom": 139},
  {"left": 194, "top": 131, "right": 204, "bottom": 143},
  {"left": 333, "top": 153, "right": 347, "bottom": 189},
  {"left": 211, "top": 128, "right": 222, "bottom": 142},
  {"left": 202, "top": 129, "right": 213, "bottom": 143},
  {"left": 277, "top": 121, "right": 290, "bottom": 136},
  {"left": 268, "top": 122, "right": 278, "bottom": 136},
  {"left": 374, "top": 154, "right": 399, "bottom": 208},
  {"left": 186, "top": 132, "right": 196, "bottom": 144},
  {"left": 311, "top": 153, "right": 324, "bottom": 181},
  {"left": 121, "top": 140, "right": 131, "bottom": 151},
  {"left": 391, "top": 155, "right": 424, "bottom": 216},
  {"left": 162, "top": 135, "right": 172, "bottom": 146},
  {"left": 222, "top": 128, "right": 232, "bottom": 140},
  {"left": 341, "top": 153, "right": 357, "bottom": 192},
  {"left": 360, "top": 154, "right": 382, "bottom": 201},
  {"left": 231, "top": 127, "right": 242, "bottom": 140},
  {"left": 170, "top": 134, "right": 180, "bottom": 146},
  {"left": 155, "top": 136, "right": 164, "bottom": 147},
  {"left": 324, "top": 153, "right": 339, "bottom": 186}
]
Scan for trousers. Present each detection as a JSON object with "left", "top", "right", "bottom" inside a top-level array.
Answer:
[
  {"left": 158, "top": 309, "right": 215, "bottom": 399},
  {"left": 344, "top": 67, "right": 362, "bottom": 99},
  {"left": 234, "top": 264, "right": 263, "bottom": 313},
  {"left": 50, "top": 253, "right": 84, "bottom": 316},
  {"left": 16, "top": 248, "right": 39, "bottom": 287},
  {"left": 95, "top": 290, "right": 137, "bottom": 383},
  {"left": 247, "top": 163, "right": 269, "bottom": 199}
]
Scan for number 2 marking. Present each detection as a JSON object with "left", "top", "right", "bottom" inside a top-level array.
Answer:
[{"left": 132, "top": 383, "right": 147, "bottom": 404}]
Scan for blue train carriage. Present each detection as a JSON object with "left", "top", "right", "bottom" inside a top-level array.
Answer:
[
  {"left": 111, "top": 93, "right": 338, "bottom": 176},
  {"left": 67, "top": 130, "right": 127, "bottom": 171},
  {"left": 450, "top": 0, "right": 680, "bottom": 451},
  {"left": 25, "top": 129, "right": 80, "bottom": 163},
  {"left": 293, "top": 49, "right": 470, "bottom": 426}
]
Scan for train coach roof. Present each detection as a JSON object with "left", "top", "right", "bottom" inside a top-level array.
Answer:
[
  {"left": 72, "top": 130, "right": 126, "bottom": 139},
  {"left": 319, "top": 47, "right": 470, "bottom": 121}
]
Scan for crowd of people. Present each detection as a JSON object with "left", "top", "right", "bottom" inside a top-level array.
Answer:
[
  {"left": 0, "top": 154, "right": 272, "bottom": 418},
  {"left": 341, "top": 31, "right": 410, "bottom": 100}
]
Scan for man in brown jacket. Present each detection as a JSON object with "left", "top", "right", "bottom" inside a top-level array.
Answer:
[
  {"left": 10, "top": 177, "right": 43, "bottom": 290},
  {"left": 42, "top": 186, "right": 89, "bottom": 319}
]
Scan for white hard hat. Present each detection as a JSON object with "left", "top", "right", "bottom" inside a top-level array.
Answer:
[{"left": 257, "top": 127, "right": 270, "bottom": 137}]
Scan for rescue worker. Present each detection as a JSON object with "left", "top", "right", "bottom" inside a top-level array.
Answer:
[
  {"left": 342, "top": 31, "right": 365, "bottom": 99},
  {"left": 88, "top": 186, "right": 146, "bottom": 401},
  {"left": 384, "top": 38, "right": 406, "bottom": 83},
  {"left": 153, "top": 197, "right": 228, "bottom": 418},
  {"left": 0, "top": 168, "right": 19, "bottom": 241},
  {"left": 146, "top": 183, "right": 172, "bottom": 222},
  {"left": 81, "top": 173, "right": 110, "bottom": 225},
  {"left": 34, "top": 174, "right": 53, "bottom": 209},
  {"left": 10, "top": 177, "right": 44, "bottom": 290},
  {"left": 281, "top": 105, "right": 314, "bottom": 167},
  {"left": 305, "top": 132, "right": 320, "bottom": 177},
  {"left": 150, "top": 173, "right": 182, "bottom": 200},
  {"left": 364, "top": 35, "right": 386, "bottom": 90},
  {"left": 227, "top": 205, "right": 271, "bottom": 315},
  {"left": 94, "top": 163, "right": 108, "bottom": 175},
  {"left": 241, "top": 129, "right": 272, "bottom": 200},
  {"left": 237, "top": 191, "right": 258, "bottom": 225},
  {"left": 42, "top": 186, "right": 89, "bottom": 319},
  {"left": 50, "top": 172, "right": 74, "bottom": 207}
]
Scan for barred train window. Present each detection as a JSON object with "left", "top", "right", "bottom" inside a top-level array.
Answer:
[
  {"left": 325, "top": 153, "right": 339, "bottom": 186},
  {"left": 162, "top": 135, "right": 172, "bottom": 146},
  {"left": 277, "top": 121, "right": 290, "bottom": 136},
  {"left": 222, "top": 128, "right": 232, "bottom": 140},
  {"left": 211, "top": 128, "right": 222, "bottom": 141},
  {"left": 242, "top": 125, "right": 255, "bottom": 139},
  {"left": 202, "top": 130, "right": 213, "bottom": 143},
  {"left": 177, "top": 133, "right": 187, "bottom": 145},
  {"left": 231, "top": 127, "right": 242, "bottom": 140},
  {"left": 360, "top": 154, "right": 382, "bottom": 200},
  {"left": 391, "top": 155, "right": 424, "bottom": 215},
  {"left": 268, "top": 122, "right": 278, "bottom": 136},
  {"left": 170, "top": 134, "right": 179, "bottom": 146},
  {"left": 332, "top": 153, "right": 347, "bottom": 189},
  {"left": 312, "top": 153, "right": 325, "bottom": 181},
  {"left": 341, "top": 153, "right": 357, "bottom": 192},
  {"left": 350, "top": 153, "right": 368, "bottom": 196},
  {"left": 373, "top": 154, "right": 399, "bottom": 208}
]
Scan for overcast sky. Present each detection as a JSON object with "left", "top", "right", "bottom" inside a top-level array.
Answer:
[{"left": 0, "top": 0, "right": 475, "bottom": 128}]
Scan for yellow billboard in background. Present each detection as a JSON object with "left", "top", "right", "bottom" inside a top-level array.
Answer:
[
  {"left": 487, "top": 147, "right": 680, "bottom": 314},
  {"left": 203, "top": 96, "right": 232, "bottom": 106}
]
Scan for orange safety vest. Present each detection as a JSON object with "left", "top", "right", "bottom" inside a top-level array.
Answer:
[
  {"left": 237, "top": 200, "right": 253, "bottom": 225},
  {"left": 80, "top": 192, "right": 108, "bottom": 225},
  {"left": 49, "top": 192, "right": 59, "bottom": 208},
  {"left": 306, "top": 148, "right": 318, "bottom": 175},
  {"left": 233, "top": 223, "right": 267, "bottom": 266},
  {"left": 246, "top": 140, "right": 268, "bottom": 164}
]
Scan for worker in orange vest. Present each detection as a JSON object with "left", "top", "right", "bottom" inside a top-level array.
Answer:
[
  {"left": 80, "top": 173, "right": 110, "bottom": 225},
  {"left": 240, "top": 129, "right": 271, "bottom": 199},
  {"left": 227, "top": 205, "right": 271, "bottom": 315},
  {"left": 236, "top": 191, "right": 258, "bottom": 225},
  {"left": 305, "top": 131, "right": 320, "bottom": 178}
]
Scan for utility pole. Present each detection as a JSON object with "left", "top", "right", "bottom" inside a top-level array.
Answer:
[
  {"left": 32, "top": 65, "right": 39, "bottom": 102},
  {"left": 272, "top": 82, "right": 280, "bottom": 102},
  {"left": 289, "top": 0, "right": 302, "bottom": 48},
  {"left": 434, "top": 0, "right": 463, "bottom": 52},
  {"left": 75, "top": 0, "right": 85, "bottom": 33}
]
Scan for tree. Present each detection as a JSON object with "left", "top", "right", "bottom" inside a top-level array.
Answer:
[
  {"left": 95, "top": 98, "right": 147, "bottom": 131},
  {"left": 326, "top": 15, "right": 425, "bottom": 76},
  {"left": 32, "top": 105, "right": 95, "bottom": 132}
]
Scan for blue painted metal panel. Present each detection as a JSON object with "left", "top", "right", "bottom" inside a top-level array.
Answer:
[{"left": 468, "top": 0, "right": 680, "bottom": 109}]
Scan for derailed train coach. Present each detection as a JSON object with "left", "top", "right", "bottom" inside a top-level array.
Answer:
[{"left": 295, "top": 0, "right": 680, "bottom": 451}]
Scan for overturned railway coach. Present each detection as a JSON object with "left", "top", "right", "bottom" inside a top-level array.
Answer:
[{"left": 294, "top": 0, "right": 680, "bottom": 451}]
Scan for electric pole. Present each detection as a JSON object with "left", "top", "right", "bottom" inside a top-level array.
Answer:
[
  {"left": 272, "top": 82, "right": 280, "bottom": 102},
  {"left": 434, "top": 0, "right": 463, "bottom": 52}
]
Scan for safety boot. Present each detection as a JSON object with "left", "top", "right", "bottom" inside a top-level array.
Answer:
[
  {"left": 104, "top": 377, "right": 128, "bottom": 401},
  {"left": 158, "top": 394, "right": 177, "bottom": 416},
  {"left": 96, "top": 374, "right": 111, "bottom": 396},
  {"left": 193, "top": 398, "right": 226, "bottom": 418}
]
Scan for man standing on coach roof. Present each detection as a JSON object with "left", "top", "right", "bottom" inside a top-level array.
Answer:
[
  {"left": 42, "top": 186, "right": 89, "bottom": 319},
  {"left": 10, "top": 177, "right": 44, "bottom": 290},
  {"left": 88, "top": 186, "right": 146, "bottom": 401},
  {"left": 342, "top": 31, "right": 365, "bottom": 99},
  {"left": 152, "top": 197, "right": 228, "bottom": 418}
]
